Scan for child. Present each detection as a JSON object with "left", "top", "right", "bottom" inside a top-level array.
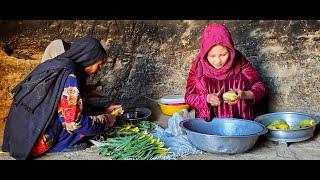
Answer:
[{"left": 185, "top": 23, "right": 266, "bottom": 121}]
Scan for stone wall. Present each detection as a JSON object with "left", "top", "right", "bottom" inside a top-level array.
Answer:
[{"left": 1, "top": 20, "right": 319, "bottom": 116}]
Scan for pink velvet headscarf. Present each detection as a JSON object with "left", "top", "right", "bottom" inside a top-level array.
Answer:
[{"left": 195, "top": 23, "right": 242, "bottom": 80}]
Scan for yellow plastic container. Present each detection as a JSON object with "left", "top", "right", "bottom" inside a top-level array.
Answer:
[{"left": 158, "top": 103, "right": 189, "bottom": 116}]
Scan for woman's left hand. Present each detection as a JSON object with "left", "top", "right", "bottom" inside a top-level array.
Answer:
[
  {"left": 105, "top": 105, "right": 124, "bottom": 116},
  {"left": 234, "top": 89, "right": 246, "bottom": 99},
  {"left": 235, "top": 89, "right": 255, "bottom": 100}
]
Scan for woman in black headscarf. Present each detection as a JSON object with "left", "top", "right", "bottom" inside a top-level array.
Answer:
[{"left": 2, "top": 36, "right": 123, "bottom": 160}]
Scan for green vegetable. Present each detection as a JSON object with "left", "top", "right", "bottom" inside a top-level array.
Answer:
[
  {"left": 136, "top": 121, "right": 157, "bottom": 133},
  {"left": 94, "top": 121, "right": 157, "bottom": 141},
  {"left": 98, "top": 133, "right": 170, "bottom": 160},
  {"left": 96, "top": 121, "right": 169, "bottom": 160}
]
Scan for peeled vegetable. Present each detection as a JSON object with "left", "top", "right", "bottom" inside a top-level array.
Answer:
[
  {"left": 299, "top": 119, "right": 315, "bottom": 128},
  {"left": 277, "top": 123, "right": 290, "bottom": 130},
  {"left": 222, "top": 91, "right": 238, "bottom": 102},
  {"left": 267, "top": 119, "right": 289, "bottom": 130},
  {"left": 111, "top": 108, "right": 121, "bottom": 117},
  {"left": 291, "top": 119, "right": 315, "bottom": 129},
  {"left": 268, "top": 119, "right": 316, "bottom": 130}
]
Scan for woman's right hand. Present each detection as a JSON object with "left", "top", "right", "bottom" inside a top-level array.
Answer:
[
  {"left": 207, "top": 94, "right": 222, "bottom": 106},
  {"left": 105, "top": 114, "right": 116, "bottom": 127},
  {"left": 207, "top": 85, "right": 224, "bottom": 106}
]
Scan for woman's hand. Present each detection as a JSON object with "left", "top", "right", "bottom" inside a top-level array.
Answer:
[
  {"left": 105, "top": 105, "right": 124, "bottom": 116},
  {"left": 207, "top": 86, "right": 225, "bottom": 106},
  {"left": 224, "top": 89, "right": 255, "bottom": 105},
  {"left": 233, "top": 89, "right": 254, "bottom": 100},
  {"left": 105, "top": 114, "right": 116, "bottom": 127},
  {"left": 95, "top": 114, "right": 116, "bottom": 127},
  {"left": 207, "top": 94, "right": 222, "bottom": 106}
]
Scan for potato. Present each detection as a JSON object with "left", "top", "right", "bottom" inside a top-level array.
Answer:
[{"left": 222, "top": 91, "right": 238, "bottom": 102}]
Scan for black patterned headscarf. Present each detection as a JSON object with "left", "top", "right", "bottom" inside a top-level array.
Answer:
[{"left": 58, "top": 36, "right": 107, "bottom": 67}]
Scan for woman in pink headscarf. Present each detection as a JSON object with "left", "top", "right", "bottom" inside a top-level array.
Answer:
[{"left": 185, "top": 23, "right": 266, "bottom": 121}]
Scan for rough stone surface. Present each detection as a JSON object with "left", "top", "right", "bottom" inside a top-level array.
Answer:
[{"left": 1, "top": 20, "right": 319, "bottom": 115}]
